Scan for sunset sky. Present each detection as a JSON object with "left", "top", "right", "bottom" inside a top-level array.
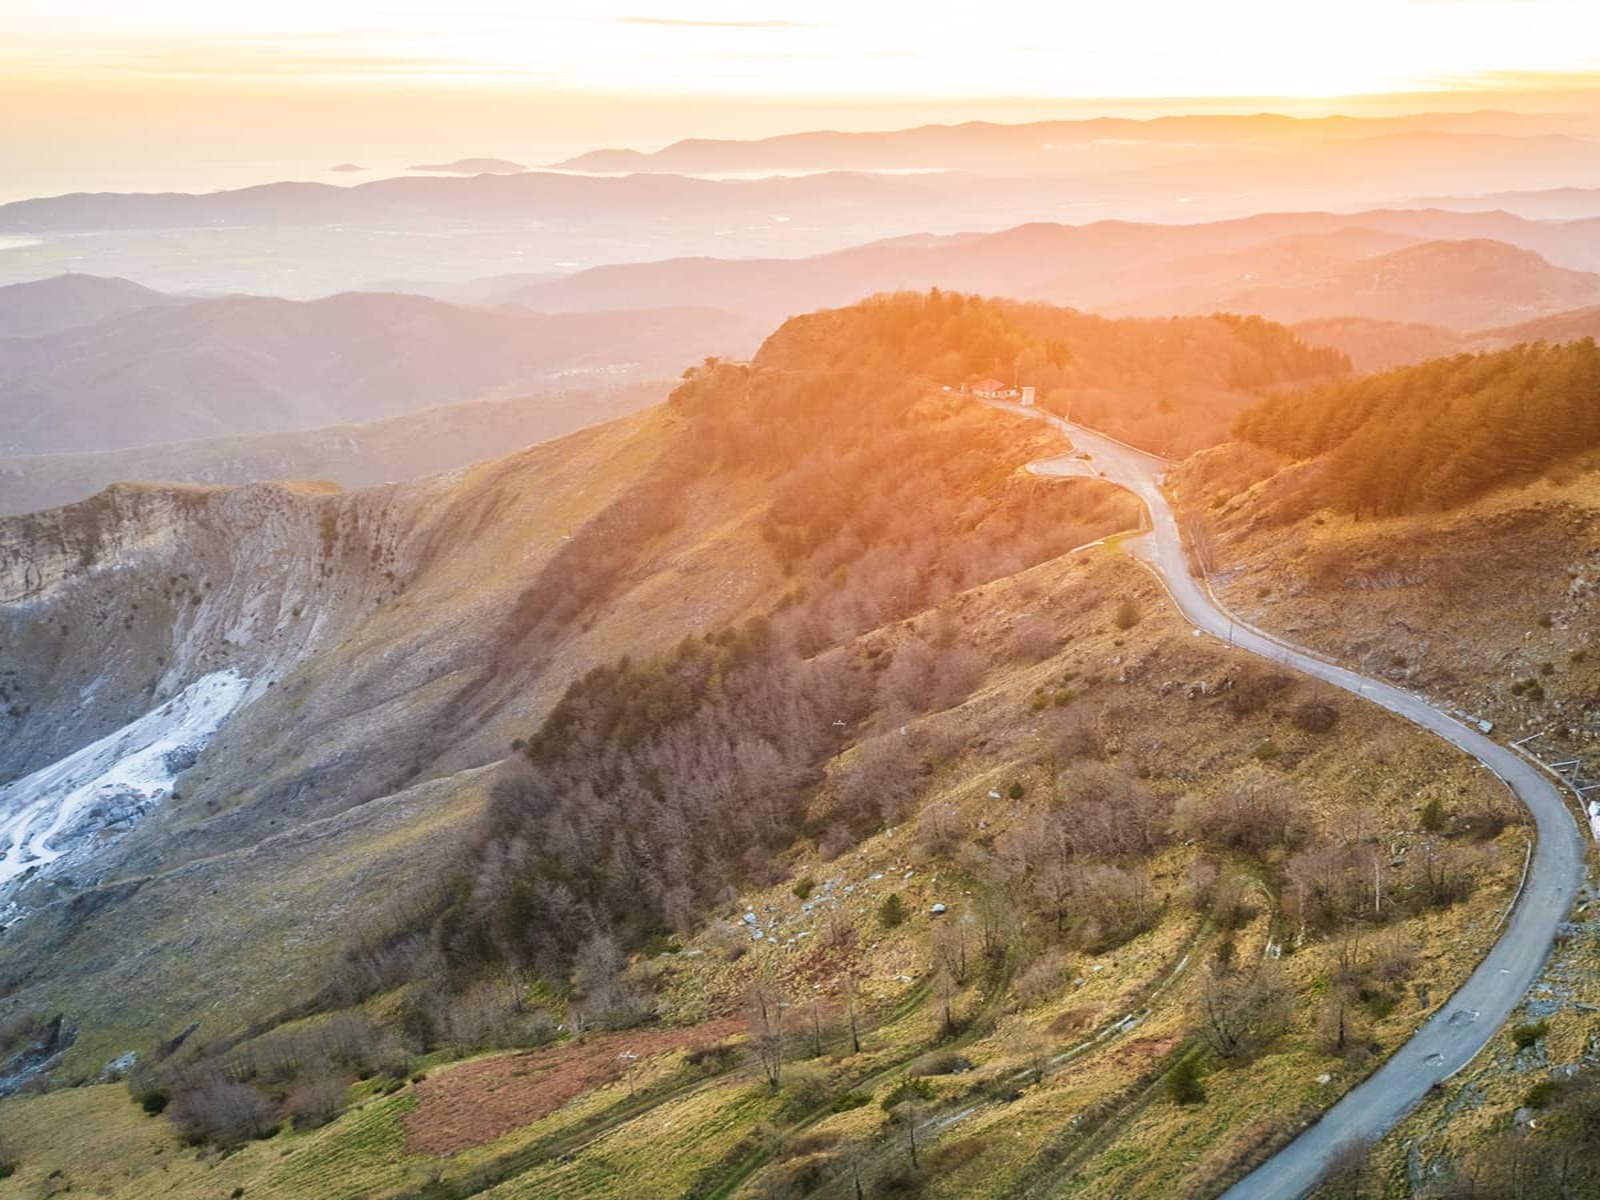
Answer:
[
  {"left": 8, "top": 0, "right": 1600, "bottom": 96},
  {"left": 3, "top": 0, "right": 1599, "bottom": 196}
]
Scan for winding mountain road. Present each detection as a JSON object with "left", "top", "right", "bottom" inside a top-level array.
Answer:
[{"left": 992, "top": 401, "right": 1589, "bottom": 1200}]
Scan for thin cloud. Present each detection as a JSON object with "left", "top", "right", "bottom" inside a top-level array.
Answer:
[
  {"left": 1426, "top": 67, "right": 1600, "bottom": 91},
  {"left": 615, "top": 17, "right": 812, "bottom": 29}
]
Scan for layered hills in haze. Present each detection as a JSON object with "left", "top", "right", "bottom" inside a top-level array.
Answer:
[
  {"left": 0, "top": 274, "right": 185, "bottom": 338},
  {"left": 486, "top": 209, "right": 1600, "bottom": 327},
  {"left": 0, "top": 279, "right": 761, "bottom": 457},
  {"left": 551, "top": 111, "right": 1600, "bottom": 176},
  {"left": 0, "top": 382, "right": 669, "bottom": 517},
  {"left": 4, "top": 111, "right": 1600, "bottom": 298}
]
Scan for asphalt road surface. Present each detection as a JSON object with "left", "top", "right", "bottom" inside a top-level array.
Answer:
[{"left": 994, "top": 401, "right": 1589, "bottom": 1200}]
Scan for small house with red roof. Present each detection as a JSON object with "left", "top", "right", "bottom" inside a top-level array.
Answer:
[{"left": 972, "top": 378, "right": 1018, "bottom": 399}]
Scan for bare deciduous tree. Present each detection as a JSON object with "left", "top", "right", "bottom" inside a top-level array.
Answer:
[
  {"left": 747, "top": 975, "right": 788, "bottom": 1090},
  {"left": 1197, "top": 962, "right": 1293, "bottom": 1060}
]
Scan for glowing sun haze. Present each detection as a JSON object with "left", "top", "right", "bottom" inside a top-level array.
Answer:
[
  {"left": 7, "top": 0, "right": 1599, "bottom": 97},
  {"left": 3, "top": 0, "right": 1598, "bottom": 200}
]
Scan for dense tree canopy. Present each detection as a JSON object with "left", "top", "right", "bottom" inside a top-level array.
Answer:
[
  {"left": 1235, "top": 338, "right": 1600, "bottom": 517},
  {"left": 749, "top": 291, "right": 1347, "bottom": 455}
]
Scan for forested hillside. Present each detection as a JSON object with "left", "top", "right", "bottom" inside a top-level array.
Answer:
[
  {"left": 1234, "top": 338, "right": 1600, "bottom": 516},
  {"left": 0, "top": 292, "right": 1522, "bottom": 1200},
  {"left": 754, "top": 291, "right": 1347, "bottom": 456}
]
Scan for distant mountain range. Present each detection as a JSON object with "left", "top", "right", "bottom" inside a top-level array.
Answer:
[
  {"left": 1407, "top": 186, "right": 1600, "bottom": 221},
  {"left": 1296, "top": 305, "right": 1600, "bottom": 372},
  {"left": 551, "top": 111, "right": 1600, "bottom": 176},
  {"left": 0, "top": 382, "right": 666, "bottom": 517},
  {"left": 408, "top": 157, "right": 526, "bottom": 174},
  {"left": 4, "top": 112, "right": 1600, "bottom": 298},
  {"left": 1158, "top": 238, "right": 1600, "bottom": 329},
  {"left": 0, "top": 171, "right": 1086, "bottom": 297},
  {"left": 0, "top": 171, "right": 928, "bottom": 233},
  {"left": 0, "top": 277, "right": 762, "bottom": 455},
  {"left": 0, "top": 273, "right": 184, "bottom": 337},
  {"left": 482, "top": 209, "right": 1600, "bottom": 326}
]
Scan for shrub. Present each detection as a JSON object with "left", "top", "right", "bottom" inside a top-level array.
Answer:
[
  {"left": 287, "top": 1076, "right": 344, "bottom": 1131},
  {"left": 791, "top": 876, "right": 816, "bottom": 901},
  {"left": 684, "top": 1042, "right": 741, "bottom": 1076},
  {"left": 1014, "top": 949, "right": 1067, "bottom": 1009},
  {"left": 1112, "top": 598, "right": 1142, "bottom": 630},
  {"left": 880, "top": 1076, "right": 936, "bottom": 1110},
  {"left": 828, "top": 1091, "right": 871, "bottom": 1113},
  {"left": 1223, "top": 663, "right": 1294, "bottom": 717},
  {"left": 1165, "top": 1056, "right": 1206, "bottom": 1105},
  {"left": 137, "top": 1088, "right": 170, "bottom": 1116},
  {"left": 1372, "top": 937, "right": 1419, "bottom": 984},
  {"left": 1512, "top": 1020, "right": 1549, "bottom": 1050},
  {"left": 1419, "top": 797, "right": 1446, "bottom": 833},
  {"left": 1291, "top": 702, "right": 1338, "bottom": 734},
  {"left": 1007, "top": 782, "right": 1025, "bottom": 800},
  {"left": 1523, "top": 1079, "right": 1561, "bottom": 1109},
  {"left": 1361, "top": 989, "right": 1398, "bottom": 1020},
  {"left": 1457, "top": 795, "right": 1514, "bottom": 841},
  {"left": 908, "top": 1051, "right": 973, "bottom": 1077},
  {"left": 929, "top": 1136, "right": 990, "bottom": 1170},
  {"left": 780, "top": 1131, "right": 841, "bottom": 1160},
  {"left": 781, "top": 1062, "right": 832, "bottom": 1113},
  {"left": 916, "top": 804, "right": 963, "bottom": 860},
  {"left": 879, "top": 893, "right": 909, "bottom": 928},
  {"left": 1250, "top": 740, "right": 1281, "bottom": 762},
  {"left": 1172, "top": 765, "right": 1309, "bottom": 855},
  {"left": 168, "top": 1076, "right": 277, "bottom": 1145}
]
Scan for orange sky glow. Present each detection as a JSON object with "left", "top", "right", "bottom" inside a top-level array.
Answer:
[
  {"left": 3, "top": 0, "right": 1598, "bottom": 192},
  {"left": 7, "top": 1, "right": 1600, "bottom": 98}
]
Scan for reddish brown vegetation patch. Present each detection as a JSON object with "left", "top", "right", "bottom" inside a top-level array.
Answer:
[
  {"left": 1048, "top": 1006, "right": 1099, "bottom": 1037},
  {"left": 403, "top": 1017, "right": 743, "bottom": 1155},
  {"left": 1109, "top": 1034, "right": 1181, "bottom": 1068}
]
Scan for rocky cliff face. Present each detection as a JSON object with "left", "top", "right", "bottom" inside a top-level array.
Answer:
[
  {"left": 0, "top": 476, "right": 442, "bottom": 918},
  {"left": 0, "top": 479, "right": 413, "bottom": 784}
]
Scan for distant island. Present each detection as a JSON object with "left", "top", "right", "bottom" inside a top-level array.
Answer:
[
  {"left": 328, "top": 163, "right": 366, "bottom": 173},
  {"left": 407, "top": 157, "right": 526, "bottom": 174}
]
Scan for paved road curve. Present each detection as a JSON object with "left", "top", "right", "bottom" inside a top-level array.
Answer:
[{"left": 993, "top": 401, "right": 1589, "bottom": 1200}]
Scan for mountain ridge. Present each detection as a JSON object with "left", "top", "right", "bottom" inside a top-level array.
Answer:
[
  {"left": 489, "top": 210, "right": 1600, "bottom": 325},
  {"left": 0, "top": 290, "right": 760, "bottom": 456}
]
